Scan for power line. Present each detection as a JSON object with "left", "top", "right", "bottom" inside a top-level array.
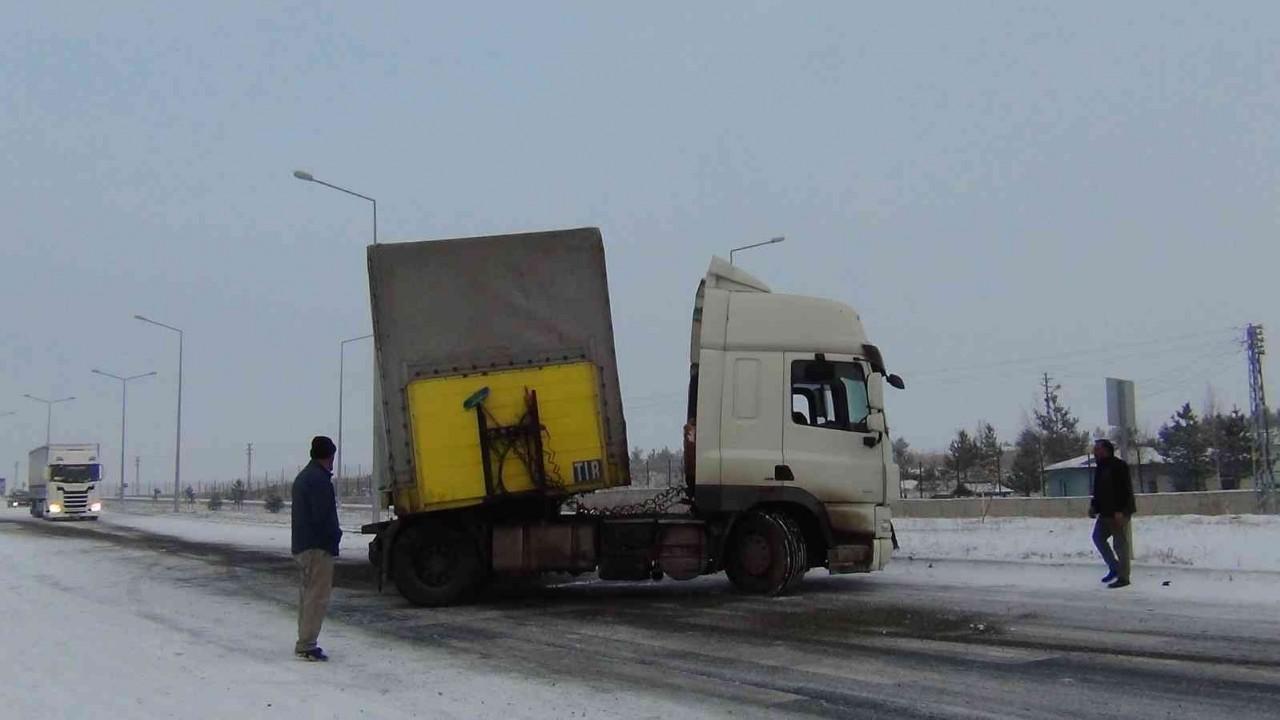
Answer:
[{"left": 905, "top": 328, "right": 1237, "bottom": 381}]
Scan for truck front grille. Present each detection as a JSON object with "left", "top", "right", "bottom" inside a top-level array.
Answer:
[{"left": 61, "top": 490, "right": 89, "bottom": 512}]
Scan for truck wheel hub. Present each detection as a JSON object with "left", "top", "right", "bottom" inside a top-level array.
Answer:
[{"left": 741, "top": 534, "right": 772, "bottom": 575}]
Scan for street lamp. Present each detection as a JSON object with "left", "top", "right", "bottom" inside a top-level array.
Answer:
[
  {"left": 135, "top": 315, "right": 184, "bottom": 512},
  {"left": 338, "top": 333, "right": 373, "bottom": 507},
  {"left": 729, "top": 236, "right": 785, "bottom": 265},
  {"left": 293, "top": 170, "right": 378, "bottom": 245},
  {"left": 23, "top": 394, "right": 75, "bottom": 446},
  {"left": 92, "top": 369, "right": 156, "bottom": 502},
  {"left": 2, "top": 413, "right": 16, "bottom": 495}
]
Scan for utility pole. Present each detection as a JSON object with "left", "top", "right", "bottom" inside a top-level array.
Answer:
[
  {"left": 1246, "top": 324, "right": 1275, "bottom": 509},
  {"left": 1041, "top": 372, "right": 1055, "bottom": 420},
  {"left": 1039, "top": 372, "right": 1056, "bottom": 497},
  {"left": 135, "top": 456, "right": 141, "bottom": 497},
  {"left": 246, "top": 443, "right": 253, "bottom": 500}
]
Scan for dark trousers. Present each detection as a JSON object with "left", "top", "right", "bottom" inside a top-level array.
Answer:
[{"left": 1092, "top": 516, "right": 1132, "bottom": 581}]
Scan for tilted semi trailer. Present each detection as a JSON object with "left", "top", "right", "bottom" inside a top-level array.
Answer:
[{"left": 362, "top": 228, "right": 904, "bottom": 605}]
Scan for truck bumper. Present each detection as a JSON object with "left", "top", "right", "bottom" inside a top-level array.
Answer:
[
  {"left": 827, "top": 538, "right": 892, "bottom": 574},
  {"left": 825, "top": 503, "right": 893, "bottom": 573},
  {"left": 47, "top": 511, "right": 100, "bottom": 521}
]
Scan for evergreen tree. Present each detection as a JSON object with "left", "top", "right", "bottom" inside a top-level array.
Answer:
[
  {"left": 1156, "top": 403, "right": 1212, "bottom": 492},
  {"left": 1210, "top": 408, "right": 1252, "bottom": 490},
  {"left": 892, "top": 437, "right": 913, "bottom": 469},
  {"left": 1035, "top": 376, "right": 1090, "bottom": 464},
  {"left": 1008, "top": 427, "right": 1044, "bottom": 496},
  {"left": 263, "top": 492, "right": 285, "bottom": 514},
  {"left": 976, "top": 423, "right": 1002, "bottom": 488},
  {"left": 946, "top": 429, "right": 979, "bottom": 493},
  {"left": 230, "top": 479, "right": 247, "bottom": 509}
]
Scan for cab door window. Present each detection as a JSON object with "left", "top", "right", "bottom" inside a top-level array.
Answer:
[{"left": 790, "top": 360, "right": 870, "bottom": 432}]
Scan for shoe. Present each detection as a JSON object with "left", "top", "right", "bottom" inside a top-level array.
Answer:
[
  {"left": 1101, "top": 571, "right": 1117, "bottom": 584},
  {"left": 295, "top": 647, "right": 329, "bottom": 662},
  {"left": 1107, "top": 579, "right": 1130, "bottom": 589}
]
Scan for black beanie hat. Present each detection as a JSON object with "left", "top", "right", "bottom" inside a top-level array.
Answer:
[{"left": 310, "top": 435, "right": 337, "bottom": 460}]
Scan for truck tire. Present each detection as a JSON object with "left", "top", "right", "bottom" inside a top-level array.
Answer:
[
  {"left": 392, "top": 522, "right": 482, "bottom": 607},
  {"left": 724, "top": 511, "right": 799, "bottom": 596},
  {"left": 773, "top": 512, "right": 809, "bottom": 594}
]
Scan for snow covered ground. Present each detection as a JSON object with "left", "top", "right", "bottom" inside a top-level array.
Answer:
[
  {"left": 0, "top": 510, "right": 726, "bottom": 719},
  {"left": 95, "top": 504, "right": 373, "bottom": 555},
  {"left": 894, "top": 514, "right": 1280, "bottom": 573},
  {"left": 5, "top": 506, "right": 1280, "bottom": 719}
]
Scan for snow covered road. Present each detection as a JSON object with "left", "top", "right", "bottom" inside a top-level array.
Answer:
[{"left": 3, "top": 508, "right": 1279, "bottom": 719}]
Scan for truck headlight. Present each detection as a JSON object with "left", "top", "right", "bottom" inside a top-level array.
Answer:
[
  {"left": 90, "top": 502, "right": 102, "bottom": 512},
  {"left": 48, "top": 503, "right": 62, "bottom": 513}
]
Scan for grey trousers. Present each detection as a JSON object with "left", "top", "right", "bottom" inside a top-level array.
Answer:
[
  {"left": 1092, "top": 516, "right": 1132, "bottom": 581},
  {"left": 295, "top": 548, "right": 335, "bottom": 653}
]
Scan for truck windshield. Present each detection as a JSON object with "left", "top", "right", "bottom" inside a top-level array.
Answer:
[{"left": 51, "top": 465, "right": 99, "bottom": 483}]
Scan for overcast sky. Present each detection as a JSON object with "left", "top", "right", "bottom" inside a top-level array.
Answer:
[{"left": 3, "top": 2, "right": 1277, "bottom": 490}]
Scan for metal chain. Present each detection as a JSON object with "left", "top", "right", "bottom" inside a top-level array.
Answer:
[
  {"left": 562, "top": 483, "right": 688, "bottom": 517},
  {"left": 510, "top": 417, "right": 688, "bottom": 517}
]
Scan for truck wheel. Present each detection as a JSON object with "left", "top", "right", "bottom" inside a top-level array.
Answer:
[
  {"left": 724, "top": 511, "right": 798, "bottom": 596},
  {"left": 773, "top": 513, "right": 809, "bottom": 593},
  {"left": 367, "top": 536, "right": 383, "bottom": 568},
  {"left": 392, "top": 523, "right": 482, "bottom": 607}
]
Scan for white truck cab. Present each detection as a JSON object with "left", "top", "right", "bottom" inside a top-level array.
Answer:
[
  {"left": 687, "top": 259, "right": 902, "bottom": 573},
  {"left": 29, "top": 444, "right": 103, "bottom": 521}
]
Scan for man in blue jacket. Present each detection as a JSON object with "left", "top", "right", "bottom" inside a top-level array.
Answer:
[{"left": 292, "top": 436, "right": 342, "bottom": 661}]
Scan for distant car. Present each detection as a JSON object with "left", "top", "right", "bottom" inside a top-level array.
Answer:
[{"left": 7, "top": 490, "right": 32, "bottom": 508}]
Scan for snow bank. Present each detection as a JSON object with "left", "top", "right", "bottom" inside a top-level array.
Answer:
[{"left": 894, "top": 514, "right": 1280, "bottom": 573}]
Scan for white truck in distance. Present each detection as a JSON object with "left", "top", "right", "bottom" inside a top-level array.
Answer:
[{"left": 28, "top": 444, "right": 103, "bottom": 520}]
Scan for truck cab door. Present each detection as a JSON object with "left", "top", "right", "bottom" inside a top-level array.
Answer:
[
  {"left": 782, "top": 353, "right": 886, "bottom": 504},
  {"left": 718, "top": 352, "right": 785, "bottom": 484}
]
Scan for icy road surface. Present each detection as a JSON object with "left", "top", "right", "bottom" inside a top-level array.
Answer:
[{"left": 3, "top": 508, "right": 1278, "bottom": 719}]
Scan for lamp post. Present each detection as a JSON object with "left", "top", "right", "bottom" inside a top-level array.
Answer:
[
  {"left": 292, "top": 170, "right": 377, "bottom": 245},
  {"left": 23, "top": 395, "right": 75, "bottom": 446},
  {"left": 338, "top": 334, "right": 373, "bottom": 502},
  {"left": 135, "top": 315, "right": 184, "bottom": 512},
  {"left": 92, "top": 369, "right": 156, "bottom": 502},
  {"left": 729, "top": 236, "right": 785, "bottom": 265},
  {"left": 295, "top": 167, "right": 381, "bottom": 522},
  {"left": 1, "top": 412, "right": 13, "bottom": 495}
]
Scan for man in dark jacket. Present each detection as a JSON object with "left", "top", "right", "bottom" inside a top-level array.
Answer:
[
  {"left": 1089, "top": 439, "right": 1136, "bottom": 589},
  {"left": 291, "top": 436, "right": 342, "bottom": 661}
]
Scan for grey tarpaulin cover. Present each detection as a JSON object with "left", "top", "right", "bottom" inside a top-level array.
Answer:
[{"left": 367, "top": 227, "right": 629, "bottom": 491}]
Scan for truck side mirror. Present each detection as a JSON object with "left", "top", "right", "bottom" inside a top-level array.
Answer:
[
  {"left": 866, "top": 412, "right": 886, "bottom": 434},
  {"left": 888, "top": 373, "right": 905, "bottom": 390}
]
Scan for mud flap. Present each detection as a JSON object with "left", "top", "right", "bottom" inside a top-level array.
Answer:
[{"left": 377, "top": 519, "right": 402, "bottom": 593}]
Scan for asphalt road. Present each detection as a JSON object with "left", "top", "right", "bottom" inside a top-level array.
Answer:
[{"left": 5, "top": 512, "right": 1278, "bottom": 719}]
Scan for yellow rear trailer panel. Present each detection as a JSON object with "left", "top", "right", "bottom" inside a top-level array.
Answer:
[{"left": 404, "top": 360, "right": 615, "bottom": 512}]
